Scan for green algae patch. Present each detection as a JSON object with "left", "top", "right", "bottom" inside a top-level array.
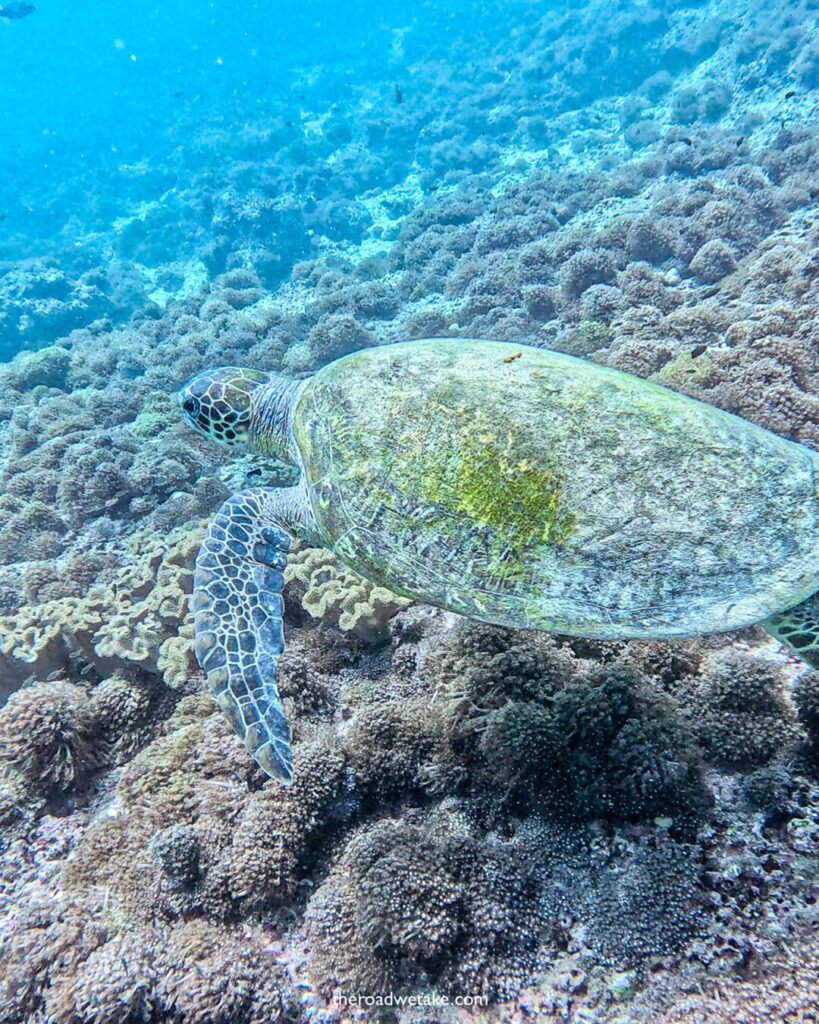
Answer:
[
  {"left": 442, "top": 432, "right": 574, "bottom": 550},
  {"left": 131, "top": 392, "right": 179, "bottom": 438},
  {"left": 386, "top": 404, "right": 576, "bottom": 580}
]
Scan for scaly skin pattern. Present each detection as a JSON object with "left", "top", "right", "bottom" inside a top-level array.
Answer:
[
  {"left": 193, "top": 489, "right": 294, "bottom": 782},
  {"left": 291, "top": 338, "right": 819, "bottom": 639}
]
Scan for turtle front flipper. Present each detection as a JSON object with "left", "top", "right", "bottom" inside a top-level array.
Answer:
[
  {"left": 764, "top": 590, "right": 819, "bottom": 670},
  {"left": 192, "top": 487, "right": 303, "bottom": 783}
]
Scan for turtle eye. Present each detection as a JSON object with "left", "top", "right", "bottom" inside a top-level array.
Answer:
[{"left": 182, "top": 396, "right": 198, "bottom": 415}]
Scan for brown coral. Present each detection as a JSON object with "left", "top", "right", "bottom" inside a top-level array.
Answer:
[
  {"left": 0, "top": 681, "right": 95, "bottom": 794},
  {"left": 692, "top": 649, "right": 800, "bottom": 769}
]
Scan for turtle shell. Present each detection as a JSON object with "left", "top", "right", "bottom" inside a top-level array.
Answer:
[{"left": 290, "top": 339, "right": 819, "bottom": 639}]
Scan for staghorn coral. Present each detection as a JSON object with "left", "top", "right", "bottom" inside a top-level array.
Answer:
[{"left": 284, "top": 544, "right": 410, "bottom": 640}]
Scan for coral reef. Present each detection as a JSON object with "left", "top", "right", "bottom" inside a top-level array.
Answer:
[
  {"left": 2, "top": 0, "right": 819, "bottom": 1018},
  {"left": 283, "top": 544, "right": 411, "bottom": 640},
  {"left": 3, "top": 609, "right": 816, "bottom": 1020},
  {"left": 0, "top": 523, "right": 203, "bottom": 686}
]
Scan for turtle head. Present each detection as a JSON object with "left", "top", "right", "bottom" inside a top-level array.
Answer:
[
  {"left": 177, "top": 367, "right": 272, "bottom": 446},
  {"left": 178, "top": 366, "right": 303, "bottom": 463}
]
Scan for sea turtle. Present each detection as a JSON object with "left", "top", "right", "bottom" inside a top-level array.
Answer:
[{"left": 178, "top": 338, "right": 819, "bottom": 783}]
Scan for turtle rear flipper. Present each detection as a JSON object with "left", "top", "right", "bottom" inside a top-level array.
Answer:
[
  {"left": 764, "top": 591, "right": 819, "bottom": 670},
  {"left": 193, "top": 488, "right": 294, "bottom": 783}
]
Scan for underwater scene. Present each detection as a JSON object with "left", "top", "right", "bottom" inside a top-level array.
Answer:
[{"left": 2, "top": 0, "right": 819, "bottom": 1020}]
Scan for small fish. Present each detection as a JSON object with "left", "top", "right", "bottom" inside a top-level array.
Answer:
[
  {"left": 691, "top": 344, "right": 707, "bottom": 359},
  {"left": 503, "top": 352, "right": 523, "bottom": 363},
  {"left": 736, "top": 136, "right": 744, "bottom": 147},
  {"left": 786, "top": 90, "right": 796, "bottom": 98},
  {"left": 681, "top": 137, "right": 693, "bottom": 146},
  {"left": 394, "top": 84, "right": 403, "bottom": 104},
  {"left": 0, "top": 1, "right": 35, "bottom": 18}
]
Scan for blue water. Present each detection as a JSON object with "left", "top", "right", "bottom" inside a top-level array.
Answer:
[
  {"left": 0, "top": 0, "right": 383, "bottom": 241},
  {"left": 0, "top": 0, "right": 499, "bottom": 240},
  {"left": 0, "top": 0, "right": 732, "bottom": 333}
]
